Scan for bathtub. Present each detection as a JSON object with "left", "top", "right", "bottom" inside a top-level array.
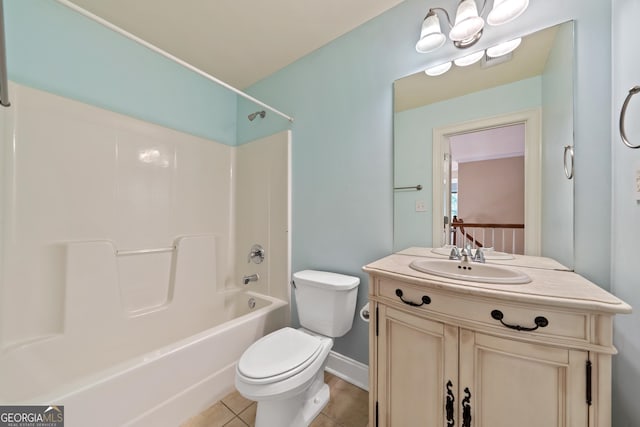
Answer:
[{"left": 0, "top": 290, "right": 288, "bottom": 427}]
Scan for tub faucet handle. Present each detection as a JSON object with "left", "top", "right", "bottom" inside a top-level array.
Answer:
[{"left": 248, "top": 244, "right": 265, "bottom": 264}]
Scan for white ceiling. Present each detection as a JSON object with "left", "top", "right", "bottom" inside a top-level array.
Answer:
[
  {"left": 450, "top": 123, "right": 525, "bottom": 165},
  {"left": 67, "top": 0, "right": 404, "bottom": 89}
]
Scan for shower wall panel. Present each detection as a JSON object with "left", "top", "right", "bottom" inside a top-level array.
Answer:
[
  {"left": 234, "top": 132, "right": 291, "bottom": 302},
  {"left": 0, "top": 82, "right": 235, "bottom": 349}
]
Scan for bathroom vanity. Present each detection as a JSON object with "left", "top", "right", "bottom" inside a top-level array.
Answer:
[{"left": 363, "top": 248, "right": 631, "bottom": 427}]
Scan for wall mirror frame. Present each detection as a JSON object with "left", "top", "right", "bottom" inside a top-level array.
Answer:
[{"left": 393, "top": 20, "right": 575, "bottom": 269}]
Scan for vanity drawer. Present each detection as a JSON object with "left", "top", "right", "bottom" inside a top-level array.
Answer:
[{"left": 375, "top": 277, "right": 590, "bottom": 342}]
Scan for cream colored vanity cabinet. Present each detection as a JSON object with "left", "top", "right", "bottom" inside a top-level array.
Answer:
[{"left": 364, "top": 253, "right": 631, "bottom": 427}]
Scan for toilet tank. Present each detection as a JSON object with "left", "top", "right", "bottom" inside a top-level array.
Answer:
[{"left": 293, "top": 270, "right": 360, "bottom": 338}]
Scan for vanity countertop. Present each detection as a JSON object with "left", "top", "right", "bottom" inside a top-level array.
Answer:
[
  {"left": 397, "top": 246, "right": 570, "bottom": 270},
  {"left": 364, "top": 249, "right": 631, "bottom": 314}
]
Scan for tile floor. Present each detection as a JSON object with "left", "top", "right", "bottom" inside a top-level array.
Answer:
[{"left": 180, "top": 371, "right": 368, "bottom": 427}]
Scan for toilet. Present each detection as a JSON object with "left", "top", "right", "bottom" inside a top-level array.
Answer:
[{"left": 235, "top": 270, "right": 360, "bottom": 427}]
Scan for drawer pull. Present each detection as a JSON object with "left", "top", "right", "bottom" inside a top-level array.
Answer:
[
  {"left": 445, "top": 380, "right": 455, "bottom": 426},
  {"left": 491, "top": 309, "right": 549, "bottom": 331},
  {"left": 395, "top": 289, "right": 431, "bottom": 307},
  {"left": 462, "top": 387, "right": 472, "bottom": 427}
]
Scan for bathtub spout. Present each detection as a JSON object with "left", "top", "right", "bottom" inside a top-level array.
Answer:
[{"left": 243, "top": 274, "right": 259, "bottom": 285}]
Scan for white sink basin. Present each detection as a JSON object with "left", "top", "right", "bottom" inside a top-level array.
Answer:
[{"left": 409, "top": 259, "right": 531, "bottom": 285}]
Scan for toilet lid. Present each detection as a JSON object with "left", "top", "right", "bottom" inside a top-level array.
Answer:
[{"left": 238, "top": 327, "right": 322, "bottom": 380}]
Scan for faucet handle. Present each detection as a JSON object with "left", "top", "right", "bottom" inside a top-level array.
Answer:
[
  {"left": 473, "top": 248, "right": 486, "bottom": 263},
  {"left": 248, "top": 244, "right": 265, "bottom": 264},
  {"left": 449, "top": 247, "right": 461, "bottom": 260}
]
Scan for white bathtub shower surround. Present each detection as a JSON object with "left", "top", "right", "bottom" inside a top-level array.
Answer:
[
  {"left": 47, "top": 292, "right": 284, "bottom": 427},
  {"left": 1, "top": 234, "right": 218, "bottom": 401},
  {"left": 1, "top": 82, "right": 233, "bottom": 346},
  {"left": 234, "top": 133, "right": 291, "bottom": 302},
  {"left": 0, "top": 82, "right": 291, "bottom": 425}
]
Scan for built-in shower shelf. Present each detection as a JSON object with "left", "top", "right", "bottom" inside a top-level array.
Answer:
[{"left": 65, "top": 235, "right": 217, "bottom": 321}]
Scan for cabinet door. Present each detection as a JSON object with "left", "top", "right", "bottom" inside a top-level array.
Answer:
[
  {"left": 377, "top": 305, "right": 458, "bottom": 427},
  {"left": 458, "top": 329, "right": 588, "bottom": 427}
]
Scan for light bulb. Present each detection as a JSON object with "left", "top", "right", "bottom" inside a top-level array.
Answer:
[
  {"left": 487, "top": 38, "right": 522, "bottom": 58},
  {"left": 449, "top": 0, "right": 485, "bottom": 42},
  {"left": 425, "top": 62, "right": 452, "bottom": 77},
  {"left": 416, "top": 12, "right": 446, "bottom": 53},
  {"left": 487, "top": 0, "right": 529, "bottom": 26},
  {"left": 454, "top": 50, "right": 485, "bottom": 67}
]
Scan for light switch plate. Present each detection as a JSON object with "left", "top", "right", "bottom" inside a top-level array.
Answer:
[{"left": 415, "top": 200, "right": 427, "bottom": 212}]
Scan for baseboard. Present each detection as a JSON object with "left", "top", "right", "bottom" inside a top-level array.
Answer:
[{"left": 325, "top": 351, "right": 369, "bottom": 391}]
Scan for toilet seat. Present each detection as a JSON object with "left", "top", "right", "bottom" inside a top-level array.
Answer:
[{"left": 237, "top": 327, "right": 323, "bottom": 385}]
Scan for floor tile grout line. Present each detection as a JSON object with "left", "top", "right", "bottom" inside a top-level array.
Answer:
[
  {"left": 222, "top": 415, "right": 250, "bottom": 427},
  {"left": 220, "top": 400, "right": 238, "bottom": 415},
  {"left": 220, "top": 395, "right": 255, "bottom": 416},
  {"left": 190, "top": 372, "right": 368, "bottom": 427},
  {"left": 221, "top": 400, "right": 254, "bottom": 417}
]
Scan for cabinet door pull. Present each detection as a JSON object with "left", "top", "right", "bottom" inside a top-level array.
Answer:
[
  {"left": 490, "top": 309, "right": 549, "bottom": 331},
  {"left": 461, "top": 387, "right": 472, "bottom": 427},
  {"left": 395, "top": 288, "right": 431, "bottom": 307},
  {"left": 445, "top": 380, "right": 455, "bottom": 426}
]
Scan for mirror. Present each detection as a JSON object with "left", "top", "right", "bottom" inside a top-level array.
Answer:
[{"left": 393, "top": 21, "right": 574, "bottom": 269}]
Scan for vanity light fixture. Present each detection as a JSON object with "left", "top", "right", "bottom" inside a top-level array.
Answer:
[
  {"left": 425, "top": 62, "right": 453, "bottom": 76},
  {"left": 454, "top": 49, "right": 485, "bottom": 66},
  {"left": 424, "top": 39, "right": 519, "bottom": 77},
  {"left": 423, "top": 33, "right": 523, "bottom": 77},
  {"left": 415, "top": 0, "right": 529, "bottom": 53},
  {"left": 486, "top": 37, "right": 522, "bottom": 57}
]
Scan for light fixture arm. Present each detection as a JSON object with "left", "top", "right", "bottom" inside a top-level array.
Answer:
[
  {"left": 427, "top": 7, "right": 454, "bottom": 29},
  {"left": 477, "top": 0, "right": 488, "bottom": 18},
  {"left": 427, "top": 0, "right": 488, "bottom": 28}
]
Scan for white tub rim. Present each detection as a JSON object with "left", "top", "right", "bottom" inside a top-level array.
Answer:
[{"left": 19, "top": 291, "right": 287, "bottom": 405}]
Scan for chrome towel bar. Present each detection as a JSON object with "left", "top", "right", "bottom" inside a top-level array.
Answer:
[
  {"left": 619, "top": 85, "right": 640, "bottom": 149},
  {"left": 563, "top": 145, "right": 574, "bottom": 180},
  {"left": 0, "top": 0, "right": 10, "bottom": 107},
  {"left": 116, "top": 246, "right": 176, "bottom": 256},
  {"left": 394, "top": 184, "right": 423, "bottom": 191}
]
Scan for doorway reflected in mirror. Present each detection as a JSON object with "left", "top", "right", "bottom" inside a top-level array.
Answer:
[
  {"left": 393, "top": 21, "right": 574, "bottom": 269},
  {"left": 446, "top": 124, "right": 525, "bottom": 254}
]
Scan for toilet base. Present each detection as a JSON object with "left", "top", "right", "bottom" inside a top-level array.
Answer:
[{"left": 254, "top": 371, "right": 330, "bottom": 427}]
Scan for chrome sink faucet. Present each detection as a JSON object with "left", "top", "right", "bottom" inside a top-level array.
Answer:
[
  {"left": 450, "top": 246, "right": 471, "bottom": 261},
  {"left": 449, "top": 246, "right": 485, "bottom": 263},
  {"left": 459, "top": 247, "right": 471, "bottom": 263}
]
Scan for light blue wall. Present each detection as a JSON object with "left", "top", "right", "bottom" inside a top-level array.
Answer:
[
  {"left": 541, "top": 22, "right": 574, "bottom": 269},
  {"left": 5, "top": 0, "right": 238, "bottom": 145},
  {"left": 246, "top": 0, "right": 612, "bottom": 368},
  {"left": 394, "top": 77, "right": 542, "bottom": 252},
  {"left": 611, "top": 1, "right": 640, "bottom": 425},
  {"left": 236, "top": 97, "right": 292, "bottom": 145}
]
